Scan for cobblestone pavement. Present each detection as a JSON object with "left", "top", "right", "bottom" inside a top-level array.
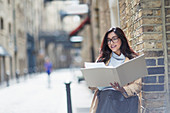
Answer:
[{"left": 0, "top": 68, "right": 93, "bottom": 113}]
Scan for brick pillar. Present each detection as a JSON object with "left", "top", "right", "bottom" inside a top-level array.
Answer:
[{"left": 119, "top": 0, "right": 167, "bottom": 112}]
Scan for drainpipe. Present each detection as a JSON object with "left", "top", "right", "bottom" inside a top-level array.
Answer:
[
  {"left": 10, "top": 56, "right": 12, "bottom": 78},
  {"left": 162, "top": 0, "right": 170, "bottom": 111},
  {"left": 88, "top": 3, "right": 95, "bottom": 62},
  {"left": 109, "top": 0, "right": 120, "bottom": 27},
  {"left": 12, "top": 0, "right": 18, "bottom": 82}
]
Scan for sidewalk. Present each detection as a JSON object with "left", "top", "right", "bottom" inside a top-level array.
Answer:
[
  {"left": 57, "top": 68, "right": 94, "bottom": 113},
  {"left": 71, "top": 80, "right": 93, "bottom": 113},
  {"left": 0, "top": 72, "right": 39, "bottom": 89},
  {"left": 0, "top": 69, "right": 93, "bottom": 113}
]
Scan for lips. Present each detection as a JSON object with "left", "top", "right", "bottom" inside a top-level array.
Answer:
[{"left": 111, "top": 45, "right": 117, "bottom": 49}]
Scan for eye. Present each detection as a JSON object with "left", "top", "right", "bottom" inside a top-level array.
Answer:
[
  {"left": 107, "top": 39, "right": 112, "bottom": 42},
  {"left": 112, "top": 36, "right": 118, "bottom": 39}
]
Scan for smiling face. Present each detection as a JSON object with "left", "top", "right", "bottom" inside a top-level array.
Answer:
[{"left": 107, "top": 32, "right": 122, "bottom": 56}]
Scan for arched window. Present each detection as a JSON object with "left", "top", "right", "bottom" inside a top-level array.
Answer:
[
  {"left": 0, "top": 18, "right": 4, "bottom": 30},
  {"left": 8, "top": 23, "right": 11, "bottom": 34},
  {"left": 8, "top": 0, "right": 10, "bottom": 4}
]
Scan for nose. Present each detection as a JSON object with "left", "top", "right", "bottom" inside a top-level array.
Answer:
[{"left": 110, "top": 40, "right": 114, "bottom": 44}]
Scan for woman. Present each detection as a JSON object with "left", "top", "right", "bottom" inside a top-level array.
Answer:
[{"left": 89, "top": 27, "right": 142, "bottom": 113}]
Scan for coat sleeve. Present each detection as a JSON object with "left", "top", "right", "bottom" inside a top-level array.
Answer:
[
  {"left": 122, "top": 78, "right": 142, "bottom": 98},
  {"left": 89, "top": 89, "right": 99, "bottom": 113}
]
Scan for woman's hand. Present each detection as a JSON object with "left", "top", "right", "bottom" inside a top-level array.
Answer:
[
  {"left": 110, "top": 82, "right": 125, "bottom": 93},
  {"left": 88, "top": 87, "right": 97, "bottom": 90}
]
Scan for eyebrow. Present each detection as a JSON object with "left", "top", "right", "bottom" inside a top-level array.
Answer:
[
  {"left": 107, "top": 36, "right": 118, "bottom": 39},
  {"left": 112, "top": 36, "right": 118, "bottom": 38}
]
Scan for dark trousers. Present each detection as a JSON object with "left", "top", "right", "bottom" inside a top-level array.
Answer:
[
  {"left": 47, "top": 70, "right": 51, "bottom": 76},
  {"left": 96, "top": 90, "right": 138, "bottom": 113}
]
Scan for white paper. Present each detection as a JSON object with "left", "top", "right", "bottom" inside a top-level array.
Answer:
[
  {"left": 84, "top": 62, "right": 106, "bottom": 68},
  {"left": 81, "top": 54, "right": 148, "bottom": 87}
]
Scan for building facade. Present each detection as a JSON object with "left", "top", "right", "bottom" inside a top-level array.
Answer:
[
  {"left": 39, "top": 1, "right": 83, "bottom": 69},
  {"left": 0, "top": 0, "right": 13, "bottom": 84},
  {"left": 0, "top": 0, "right": 44, "bottom": 85}
]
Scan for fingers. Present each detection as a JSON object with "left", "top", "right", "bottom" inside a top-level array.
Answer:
[
  {"left": 88, "top": 87, "right": 97, "bottom": 90},
  {"left": 114, "top": 82, "right": 120, "bottom": 88},
  {"left": 115, "top": 82, "right": 120, "bottom": 88},
  {"left": 110, "top": 82, "right": 115, "bottom": 88},
  {"left": 110, "top": 82, "right": 118, "bottom": 89},
  {"left": 110, "top": 82, "right": 120, "bottom": 90},
  {"left": 110, "top": 82, "right": 125, "bottom": 93}
]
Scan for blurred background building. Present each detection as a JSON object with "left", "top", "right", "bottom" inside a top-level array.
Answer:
[{"left": 0, "top": 0, "right": 84, "bottom": 85}]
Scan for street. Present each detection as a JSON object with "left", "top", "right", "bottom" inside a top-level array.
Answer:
[{"left": 0, "top": 69, "right": 93, "bottom": 113}]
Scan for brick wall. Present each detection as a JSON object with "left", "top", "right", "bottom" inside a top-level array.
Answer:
[{"left": 119, "top": 0, "right": 167, "bottom": 112}]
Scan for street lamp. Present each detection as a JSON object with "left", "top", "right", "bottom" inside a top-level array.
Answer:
[
  {"left": 70, "top": 36, "right": 83, "bottom": 49},
  {"left": 70, "top": 36, "right": 83, "bottom": 43}
]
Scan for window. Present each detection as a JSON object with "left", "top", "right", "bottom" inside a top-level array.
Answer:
[
  {"left": 8, "top": 0, "right": 10, "bottom": 4},
  {"left": 8, "top": 23, "right": 11, "bottom": 34},
  {"left": 0, "top": 18, "right": 4, "bottom": 30}
]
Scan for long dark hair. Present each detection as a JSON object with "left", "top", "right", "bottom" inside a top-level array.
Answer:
[{"left": 97, "top": 27, "right": 138, "bottom": 63}]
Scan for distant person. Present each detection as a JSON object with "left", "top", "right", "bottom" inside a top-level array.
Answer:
[
  {"left": 89, "top": 27, "right": 142, "bottom": 113},
  {"left": 44, "top": 57, "right": 52, "bottom": 88},
  {"left": 44, "top": 57, "right": 52, "bottom": 76}
]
